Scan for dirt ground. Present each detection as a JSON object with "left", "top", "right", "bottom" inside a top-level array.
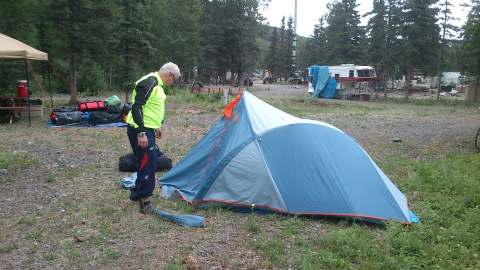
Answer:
[{"left": 0, "top": 84, "right": 479, "bottom": 269}]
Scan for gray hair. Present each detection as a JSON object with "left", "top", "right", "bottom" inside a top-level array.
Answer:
[{"left": 159, "top": 62, "right": 181, "bottom": 81}]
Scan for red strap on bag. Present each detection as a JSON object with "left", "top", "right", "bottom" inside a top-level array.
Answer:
[{"left": 78, "top": 101, "right": 105, "bottom": 112}]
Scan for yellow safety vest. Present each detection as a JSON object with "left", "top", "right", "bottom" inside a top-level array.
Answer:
[{"left": 126, "top": 72, "right": 166, "bottom": 130}]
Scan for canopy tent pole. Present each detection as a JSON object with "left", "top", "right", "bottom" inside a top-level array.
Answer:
[
  {"left": 25, "top": 59, "right": 31, "bottom": 127},
  {"left": 47, "top": 61, "right": 53, "bottom": 112}
]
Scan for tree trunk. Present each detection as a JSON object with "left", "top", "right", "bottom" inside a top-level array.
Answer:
[
  {"left": 475, "top": 76, "right": 480, "bottom": 103},
  {"left": 383, "top": 72, "right": 387, "bottom": 102},
  {"left": 436, "top": 72, "right": 442, "bottom": 100},
  {"left": 404, "top": 69, "right": 410, "bottom": 100},
  {"left": 477, "top": 61, "right": 480, "bottom": 102},
  {"left": 68, "top": 50, "right": 78, "bottom": 105},
  {"left": 108, "top": 63, "right": 113, "bottom": 91},
  {"left": 465, "top": 78, "right": 479, "bottom": 102},
  {"left": 27, "top": 60, "right": 46, "bottom": 94}
]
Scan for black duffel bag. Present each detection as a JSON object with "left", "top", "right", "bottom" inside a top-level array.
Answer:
[
  {"left": 89, "top": 111, "right": 122, "bottom": 125},
  {"left": 119, "top": 147, "right": 172, "bottom": 172},
  {"left": 56, "top": 111, "right": 84, "bottom": 125}
]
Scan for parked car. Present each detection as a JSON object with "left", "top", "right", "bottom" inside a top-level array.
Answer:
[
  {"left": 263, "top": 77, "right": 277, "bottom": 84},
  {"left": 288, "top": 77, "right": 303, "bottom": 85}
]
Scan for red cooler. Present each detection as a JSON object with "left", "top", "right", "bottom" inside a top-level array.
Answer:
[{"left": 17, "top": 80, "right": 28, "bottom": 98}]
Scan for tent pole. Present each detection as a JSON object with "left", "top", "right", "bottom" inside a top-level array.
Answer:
[{"left": 25, "top": 59, "right": 31, "bottom": 127}]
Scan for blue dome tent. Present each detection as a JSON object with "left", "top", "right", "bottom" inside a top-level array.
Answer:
[{"left": 161, "top": 91, "right": 417, "bottom": 223}]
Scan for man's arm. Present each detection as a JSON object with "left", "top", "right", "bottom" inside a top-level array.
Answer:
[{"left": 131, "top": 76, "right": 158, "bottom": 132}]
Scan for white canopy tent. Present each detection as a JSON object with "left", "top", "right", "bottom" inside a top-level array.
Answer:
[
  {"left": 0, "top": 32, "right": 49, "bottom": 125},
  {"left": 0, "top": 33, "right": 48, "bottom": 60}
]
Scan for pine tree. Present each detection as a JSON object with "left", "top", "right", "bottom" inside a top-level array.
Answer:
[
  {"left": 204, "top": 0, "right": 262, "bottom": 84},
  {"left": 437, "top": 0, "right": 460, "bottom": 99},
  {"left": 41, "top": 0, "right": 118, "bottom": 103},
  {"left": 313, "top": 16, "right": 328, "bottom": 65},
  {"left": 115, "top": 0, "right": 155, "bottom": 92},
  {"left": 266, "top": 28, "right": 280, "bottom": 77},
  {"left": 300, "top": 16, "right": 328, "bottom": 68},
  {"left": 463, "top": 0, "right": 480, "bottom": 101},
  {"left": 278, "top": 16, "right": 287, "bottom": 79},
  {"left": 367, "top": 0, "right": 387, "bottom": 71},
  {"left": 285, "top": 16, "right": 295, "bottom": 79},
  {"left": 150, "top": 0, "right": 205, "bottom": 82},
  {"left": 0, "top": 0, "right": 41, "bottom": 93},
  {"left": 384, "top": 0, "right": 403, "bottom": 82},
  {"left": 325, "top": 0, "right": 365, "bottom": 65},
  {"left": 400, "top": 0, "right": 440, "bottom": 98}
]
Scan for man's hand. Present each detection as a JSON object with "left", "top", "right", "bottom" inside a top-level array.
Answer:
[
  {"left": 155, "top": 130, "right": 162, "bottom": 139},
  {"left": 138, "top": 133, "right": 148, "bottom": 148}
]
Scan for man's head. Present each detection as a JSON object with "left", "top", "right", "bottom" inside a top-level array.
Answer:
[{"left": 159, "top": 62, "right": 181, "bottom": 86}]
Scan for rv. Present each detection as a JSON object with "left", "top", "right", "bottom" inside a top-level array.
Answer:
[{"left": 308, "top": 64, "right": 377, "bottom": 97}]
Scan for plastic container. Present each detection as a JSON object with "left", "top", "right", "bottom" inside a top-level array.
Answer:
[{"left": 16, "top": 80, "right": 28, "bottom": 98}]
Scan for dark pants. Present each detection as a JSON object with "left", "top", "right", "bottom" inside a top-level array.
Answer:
[{"left": 127, "top": 126, "right": 157, "bottom": 201}]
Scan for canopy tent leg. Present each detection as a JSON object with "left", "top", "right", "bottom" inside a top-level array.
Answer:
[
  {"left": 47, "top": 61, "right": 53, "bottom": 112},
  {"left": 25, "top": 59, "right": 31, "bottom": 127}
]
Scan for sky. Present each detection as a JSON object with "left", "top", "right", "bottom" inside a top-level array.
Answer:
[{"left": 261, "top": 0, "right": 470, "bottom": 38}]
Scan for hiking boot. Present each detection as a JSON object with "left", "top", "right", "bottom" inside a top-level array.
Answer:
[{"left": 139, "top": 198, "right": 154, "bottom": 215}]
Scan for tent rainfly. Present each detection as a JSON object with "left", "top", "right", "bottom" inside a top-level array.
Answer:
[
  {"left": 161, "top": 91, "right": 419, "bottom": 224},
  {"left": 0, "top": 32, "right": 49, "bottom": 126}
]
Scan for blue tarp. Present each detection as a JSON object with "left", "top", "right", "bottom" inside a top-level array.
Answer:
[
  {"left": 48, "top": 121, "right": 128, "bottom": 128},
  {"left": 310, "top": 65, "right": 337, "bottom": 99},
  {"left": 161, "top": 91, "right": 418, "bottom": 224}
]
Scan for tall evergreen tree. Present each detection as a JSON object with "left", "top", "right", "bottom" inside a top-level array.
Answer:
[
  {"left": 204, "top": 0, "right": 262, "bottom": 84},
  {"left": 437, "top": 0, "right": 459, "bottom": 99},
  {"left": 313, "top": 16, "right": 328, "bottom": 65},
  {"left": 0, "top": 0, "right": 41, "bottom": 92},
  {"left": 367, "top": 0, "right": 387, "bottom": 71},
  {"left": 115, "top": 0, "right": 155, "bottom": 92},
  {"left": 400, "top": 0, "right": 440, "bottom": 98},
  {"left": 42, "top": 0, "right": 117, "bottom": 103},
  {"left": 384, "top": 0, "right": 403, "bottom": 82},
  {"left": 463, "top": 0, "right": 480, "bottom": 101},
  {"left": 278, "top": 16, "right": 287, "bottom": 79},
  {"left": 325, "top": 0, "right": 365, "bottom": 65},
  {"left": 266, "top": 28, "right": 280, "bottom": 77},
  {"left": 150, "top": 0, "right": 205, "bottom": 82},
  {"left": 285, "top": 16, "right": 295, "bottom": 79},
  {"left": 300, "top": 16, "right": 328, "bottom": 68}
]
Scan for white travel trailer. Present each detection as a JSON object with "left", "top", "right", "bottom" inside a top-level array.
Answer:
[{"left": 308, "top": 64, "right": 377, "bottom": 96}]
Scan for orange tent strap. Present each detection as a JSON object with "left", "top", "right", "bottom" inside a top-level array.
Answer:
[{"left": 224, "top": 93, "right": 242, "bottom": 119}]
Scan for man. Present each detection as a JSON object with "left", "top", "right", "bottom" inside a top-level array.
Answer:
[{"left": 126, "top": 62, "right": 180, "bottom": 214}]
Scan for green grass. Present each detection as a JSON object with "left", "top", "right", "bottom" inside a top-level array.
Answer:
[
  {"left": 243, "top": 214, "right": 261, "bottom": 234},
  {"left": 250, "top": 233, "right": 287, "bottom": 268},
  {"left": 0, "top": 244, "right": 18, "bottom": 254},
  {"left": 0, "top": 151, "right": 38, "bottom": 170},
  {"left": 247, "top": 152, "right": 480, "bottom": 269},
  {"left": 17, "top": 216, "right": 36, "bottom": 225},
  {"left": 44, "top": 251, "right": 57, "bottom": 262},
  {"left": 168, "top": 87, "right": 224, "bottom": 111},
  {"left": 25, "top": 231, "right": 41, "bottom": 241},
  {"left": 164, "top": 257, "right": 186, "bottom": 270},
  {"left": 104, "top": 248, "right": 121, "bottom": 259},
  {"left": 46, "top": 173, "right": 56, "bottom": 183}
]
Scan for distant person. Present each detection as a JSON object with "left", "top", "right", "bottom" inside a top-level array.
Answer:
[{"left": 125, "top": 62, "right": 180, "bottom": 214}]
